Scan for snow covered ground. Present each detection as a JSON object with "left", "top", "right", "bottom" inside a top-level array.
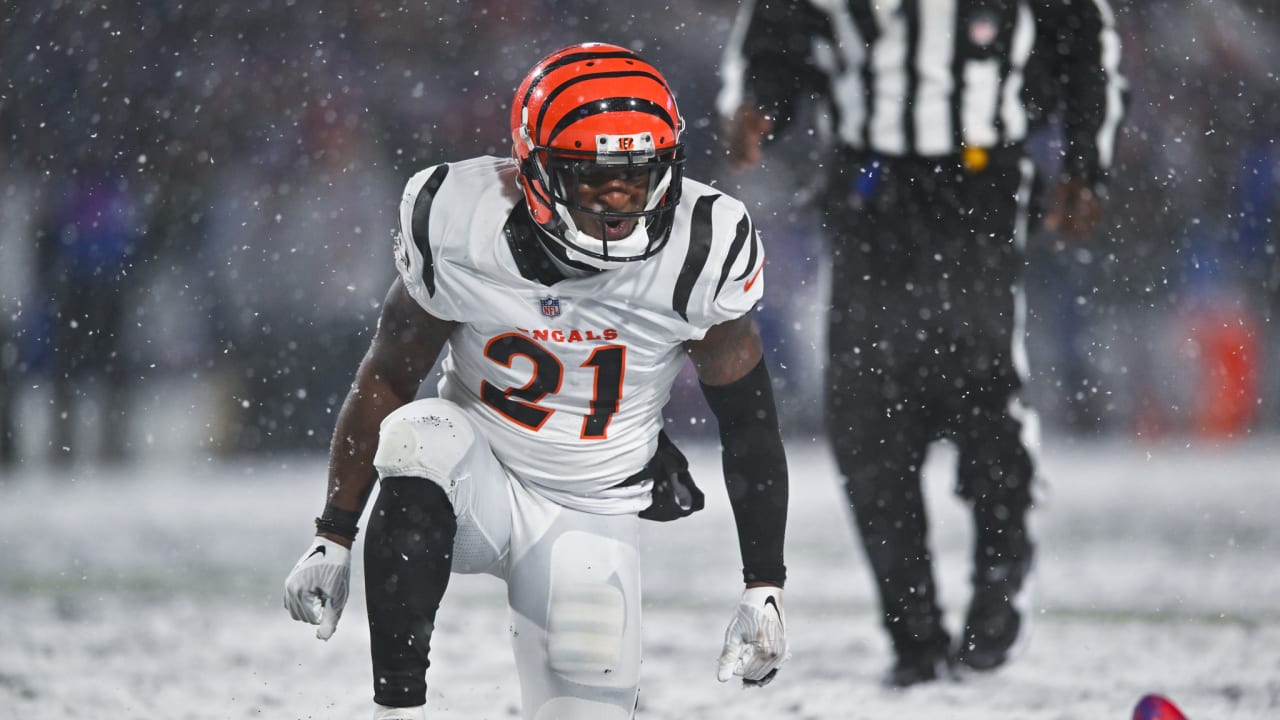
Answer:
[{"left": 3, "top": 436, "right": 1279, "bottom": 719}]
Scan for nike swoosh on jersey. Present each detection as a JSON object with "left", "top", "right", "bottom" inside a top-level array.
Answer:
[{"left": 743, "top": 263, "right": 765, "bottom": 292}]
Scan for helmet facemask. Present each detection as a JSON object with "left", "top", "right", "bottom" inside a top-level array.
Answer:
[{"left": 522, "top": 130, "right": 685, "bottom": 267}]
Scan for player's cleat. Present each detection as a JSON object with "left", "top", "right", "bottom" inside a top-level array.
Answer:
[
  {"left": 885, "top": 647, "right": 955, "bottom": 688},
  {"left": 1133, "top": 694, "right": 1189, "bottom": 720},
  {"left": 372, "top": 704, "right": 426, "bottom": 720},
  {"left": 956, "top": 548, "right": 1034, "bottom": 671}
]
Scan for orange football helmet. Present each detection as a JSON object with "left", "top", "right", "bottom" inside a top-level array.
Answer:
[{"left": 511, "top": 43, "right": 685, "bottom": 267}]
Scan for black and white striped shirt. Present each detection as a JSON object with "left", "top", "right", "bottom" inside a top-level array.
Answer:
[{"left": 719, "top": 0, "right": 1126, "bottom": 184}]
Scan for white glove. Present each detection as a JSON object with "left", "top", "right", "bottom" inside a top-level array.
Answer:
[
  {"left": 716, "top": 586, "right": 790, "bottom": 687},
  {"left": 283, "top": 537, "right": 351, "bottom": 640}
]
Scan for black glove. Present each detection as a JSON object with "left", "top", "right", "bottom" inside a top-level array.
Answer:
[{"left": 639, "top": 430, "right": 705, "bottom": 522}]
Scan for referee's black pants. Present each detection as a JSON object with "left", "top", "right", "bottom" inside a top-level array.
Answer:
[{"left": 822, "top": 146, "right": 1038, "bottom": 660}]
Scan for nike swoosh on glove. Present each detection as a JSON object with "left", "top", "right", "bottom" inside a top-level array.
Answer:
[
  {"left": 717, "top": 586, "right": 790, "bottom": 687},
  {"left": 283, "top": 537, "right": 351, "bottom": 640}
]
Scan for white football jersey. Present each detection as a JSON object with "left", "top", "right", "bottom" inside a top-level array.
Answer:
[{"left": 394, "top": 156, "right": 765, "bottom": 513}]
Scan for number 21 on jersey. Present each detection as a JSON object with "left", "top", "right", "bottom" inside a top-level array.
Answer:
[{"left": 480, "top": 333, "right": 626, "bottom": 440}]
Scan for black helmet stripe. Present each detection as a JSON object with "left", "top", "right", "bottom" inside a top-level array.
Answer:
[
  {"left": 519, "top": 50, "right": 642, "bottom": 111},
  {"left": 546, "top": 96, "right": 675, "bottom": 145},
  {"left": 534, "top": 70, "right": 671, "bottom": 141}
]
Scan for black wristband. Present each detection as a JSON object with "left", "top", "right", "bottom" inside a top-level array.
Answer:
[{"left": 315, "top": 503, "right": 361, "bottom": 541}]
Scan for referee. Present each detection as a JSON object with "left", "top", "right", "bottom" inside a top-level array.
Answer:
[{"left": 719, "top": 0, "right": 1126, "bottom": 686}]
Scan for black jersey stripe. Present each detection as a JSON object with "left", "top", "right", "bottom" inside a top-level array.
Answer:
[
  {"left": 410, "top": 164, "right": 449, "bottom": 297},
  {"left": 993, "top": 17, "right": 1014, "bottom": 146},
  {"left": 673, "top": 194, "right": 720, "bottom": 322},
  {"left": 901, "top": 0, "right": 921, "bottom": 154},
  {"left": 714, "top": 213, "right": 752, "bottom": 298},
  {"left": 519, "top": 50, "right": 641, "bottom": 111},
  {"left": 734, "top": 215, "right": 760, "bottom": 282},
  {"left": 949, "top": 7, "right": 966, "bottom": 150},
  {"left": 847, "top": 0, "right": 880, "bottom": 150}
]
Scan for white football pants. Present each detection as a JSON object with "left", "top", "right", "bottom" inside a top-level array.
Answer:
[{"left": 374, "top": 397, "right": 642, "bottom": 720}]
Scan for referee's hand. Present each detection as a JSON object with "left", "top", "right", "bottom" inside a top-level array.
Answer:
[
  {"left": 724, "top": 106, "right": 774, "bottom": 172},
  {"left": 1044, "top": 177, "right": 1103, "bottom": 239}
]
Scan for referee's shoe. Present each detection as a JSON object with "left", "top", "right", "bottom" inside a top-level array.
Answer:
[
  {"left": 887, "top": 647, "right": 956, "bottom": 688},
  {"left": 956, "top": 545, "right": 1035, "bottom": 671}
]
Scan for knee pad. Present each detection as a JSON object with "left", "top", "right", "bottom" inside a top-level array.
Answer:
[
  {"left": 546, "top": 581, "right": 628, "bottom": 684},
  {"left": 373, "top": 398, "right": 476, "bottom": 495}
]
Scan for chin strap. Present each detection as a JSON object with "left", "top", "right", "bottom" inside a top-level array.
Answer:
[
  {"left": 550, "top": 207, "right": 655, "bottom": 269},
  {"left": 533, "top": 221, "right": 606, "bottom": 274}
]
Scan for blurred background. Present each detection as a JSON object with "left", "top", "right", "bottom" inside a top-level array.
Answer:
[{"left": 0, "top": 0, "right": 1277, "bottom": 470}]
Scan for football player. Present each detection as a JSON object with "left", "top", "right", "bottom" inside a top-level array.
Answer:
[{"left": 283, "top": 43, "right": 791, "bottom": 720}]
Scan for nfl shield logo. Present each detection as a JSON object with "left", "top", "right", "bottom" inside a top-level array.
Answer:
[{"left": 540, "top": 296, "right": 561, "bottom": 317}]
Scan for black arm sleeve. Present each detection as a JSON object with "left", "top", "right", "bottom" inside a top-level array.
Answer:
[
  {"left": 725, "top": 0, "right": 832, "bottom": 137},
  {"left": 1034, "top": 0, "right": 1127, "bottom": 187},
  {"left": 700, "top": 357, "right": 788, "bottom": 586}
]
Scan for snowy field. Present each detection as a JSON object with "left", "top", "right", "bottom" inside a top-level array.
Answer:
[{"left": 3, "top": 435, "right": 1279, "bottom": 719}]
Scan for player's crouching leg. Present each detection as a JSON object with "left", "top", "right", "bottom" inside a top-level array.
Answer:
[
  {"left": 506, "top": 488, "right": 643, "bottom": 720},
  {"left": 364, "top": 399, "right": 477, "bottom": 712}
]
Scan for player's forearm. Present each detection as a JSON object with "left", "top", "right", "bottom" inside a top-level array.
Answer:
[
  {"left": 721, "top": 431, "right": 788, "bottom": 586},
  {"left": 316, "top": 279, "right": 452, "bottom": 544},
  {"left": 701, "top": 358, "right": 789, "bottom": 586},
  {"left": 323, "top": 355, "right": 420, "bottom": 521}
]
